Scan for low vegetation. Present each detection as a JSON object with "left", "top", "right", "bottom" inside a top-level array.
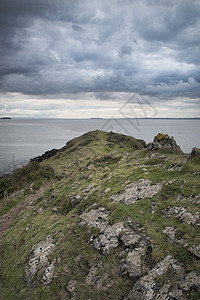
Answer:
[{"left": 0, "top": 130, "right": 199, "bottom": 299}]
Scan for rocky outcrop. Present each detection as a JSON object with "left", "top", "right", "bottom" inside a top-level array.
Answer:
[
  {"left": 93, "top": 222, "right": 126, "bottom": 254},
  {"left": 148, "top": 133, "right": 183, "bottom": 153},
  {"left": 80, "top": 209, "right": 153, "bottom": 278},
  {"left": 125, "top": 255, "right": 200, "bottom": 300},
  {"left": 25, "top": 236, "right": 56, "bottom": 286},
  {"left": 81, "top": 207, "right": 200, "bottom": 298},
  {"left": 111, "top": 179, "right": 163, "bottom": 205},
  {"left": 188, "top": 147, "right": 200, "bottom": 163}
]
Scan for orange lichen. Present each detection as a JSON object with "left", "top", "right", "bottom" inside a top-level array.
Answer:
[{"left": 154, "top": 133, "right": 168, "bottom": 142}]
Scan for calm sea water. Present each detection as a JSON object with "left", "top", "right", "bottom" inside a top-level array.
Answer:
[{"left": 0, "top": 118, "right": 200, "bottom": 175}]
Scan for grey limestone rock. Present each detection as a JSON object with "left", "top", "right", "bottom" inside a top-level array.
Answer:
[
  {"left": 79, "top": 207, "right": 109, "bottom": 232},
  {"left": 80, "top": 208, "right": 153, "bottom": 277},
  {"left": 25, "top": 236, "right": 55, "bottom": 286},
  {"left": 93, "top": 222, "right": 125, "bottom": 254},
  {"left": 189, "top": 244, "right": 200, "bottom": 258},
  {"left": 163, "top": 206, "right": 200, "bottom": 226},
  {"left": 111, "top": 179, "right": 163, "bottom": 205},
  {"left": 125, "top": 255, "right": 200, "bottom": 300}
]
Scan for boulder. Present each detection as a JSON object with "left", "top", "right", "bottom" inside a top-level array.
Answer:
[
  {"left": 188, "top": 147, "right": 200, "bottom": 163},
  {"left": 147, "top": 133, "right": 183, "bottom": 153}
]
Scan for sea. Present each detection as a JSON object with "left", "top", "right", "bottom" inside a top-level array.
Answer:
[{"left": 0, "top": 118, "right": 200, "bottom": 175}]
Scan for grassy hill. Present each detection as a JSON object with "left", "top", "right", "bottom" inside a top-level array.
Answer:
[{"left": 0, "top": 130, "right": 200, "bottom": 300}]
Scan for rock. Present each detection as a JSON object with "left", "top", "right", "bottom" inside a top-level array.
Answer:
[
  {"left": 147, "top": 141, "right": 162, "bottom": 151},
  {"left": 147, "top": 133, "right": 183, "bottom": 153},
  {"left": 120, "top": 231, "right": 141, "bottom": 247},
  {"left": 121, "top": 246, "right": 146, "bottom": 277},
  {"left": 189, "top": 244, "right": 200, "bottom": 258},
  {"left": 82, "top": 184, "right": 100, "bottom": 194},
  {"left": 125, "top": 255, "right": 181, "bottom": 299},
  {"left": 111, "top": 179, "right": 163, "bottom": 205},
  {"left": 79, "top": 207, "right": 109, "bottom": 231},
  {"left": 93, "top": 222, "right": 125, "bottom": 254},
  {"left": 179, "top": 271, "right": 200, "bottom": 291},
  {"left": 81, "top": 209, "right": 153, "bottom": 277},
  {"left": 52, "top": 206, "right": 60, "bottom": 212},
  {"left": 190, "top": 194, "right": 200, "bottom": 205},
  {"left": 163, "top": 206, "right": 186, "bottom": 217},
  {"left": 25, "top": 236, "right": 55, "bottom": 286},
  {"left": 168, "top": 163, "right": 183, "bottom": 172},
  {"left": 163, "top": 207, "right": 200, "bottom": 226},
  {"left": 188, "top": 147, "right": 200, "bottom": 163},
  {"left": 178, "top": 211, "right": 200, "bottom": 226},
  {"left": 41, "top": 259, "right": 56, "bottom": 285},
  {"left": 125, "top": 255, "right": 200, "bottom": 300}
]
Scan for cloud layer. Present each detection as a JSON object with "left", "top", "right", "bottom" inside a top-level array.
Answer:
[{"left": 0, "top": 0, "right": 200, "bottom": 117}]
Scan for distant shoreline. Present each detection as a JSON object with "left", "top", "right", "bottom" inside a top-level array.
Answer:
[{"left": 1, "top": 117, "right": 199, "bottom": 120}]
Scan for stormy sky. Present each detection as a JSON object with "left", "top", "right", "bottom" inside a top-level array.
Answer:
[{"left": 0, "top": 0, "right": 200, "bottom": 118}]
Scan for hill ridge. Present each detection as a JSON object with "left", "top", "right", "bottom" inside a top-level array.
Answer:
[{"left": 0, "top": 130, "right": 199, "bottom": 299}]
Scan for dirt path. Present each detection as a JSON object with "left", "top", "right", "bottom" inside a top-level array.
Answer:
[{"left": 0, "top": 184, "right": 51, "bottom": 238}]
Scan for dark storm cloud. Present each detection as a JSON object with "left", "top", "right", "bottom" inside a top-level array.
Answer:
[{"left": 0, "top": 0, "right": 200, "bottom": 100}]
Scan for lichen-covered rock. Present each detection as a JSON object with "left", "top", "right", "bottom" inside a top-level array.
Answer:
[
  {"left": 163, "top": 206, "right": 185, "bottom": 217},
  {"left": 189, "top": 244, "right": 200, "bottom": 258},
  {"left": 147, "top": 141, "right": 162, "bottom": 151},
  {"left": 41, "top": 259, "right": 56, "bottom": 285},
  {"left": 80, "top": 208, "right": 153, "bottom": 277},
  {"left": 111, "top": 179, "right": 163, "bottom": 205},
  {"left": 120, "top": 246, "right": 147, "bottom": 277},
  {"left": 163, "top": 207, "right": 200, "bottom": 226},
  {"left": 79, "top": 207, "right": 109, "bottom": 231},
  {"left": 188, "top": 147, "right": 200, "bottom": 163},
  {"left": 125, "top": 255, "right": 200, "bottom": 300},
  {"left": 25, "top": 236, "right": 55, "bottom": 286},
  {"left": 178, "top": 211, "right": 200, "bottom": 226},
  {"left": 190, "top": 194, "right": 200, "bottom": 205},
  {"left": 147, "top": 133, "right": 183, "bottom": 153},
  {"left": 93, "top": 222, "right": 125, "bottom": 254}
]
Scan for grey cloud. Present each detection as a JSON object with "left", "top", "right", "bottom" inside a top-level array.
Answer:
[{"left": 0, "top": 0, "right": 199, "bottom": 103}]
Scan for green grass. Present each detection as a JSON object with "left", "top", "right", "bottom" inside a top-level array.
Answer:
[{"left": 0, "top": 130, "right": 200, "bottom": 299}]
